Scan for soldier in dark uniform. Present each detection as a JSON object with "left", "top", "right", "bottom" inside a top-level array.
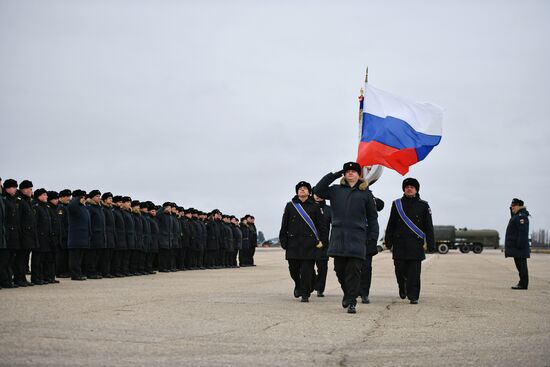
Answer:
[
  {"left": 121, "top": 196, "right": 135, "bottom": 275},
  {"left": 239, "top": 216, "right": 250, "bottom": 267},
  {"left": 315, "top": 163, "right": 379, "bottom": 314},
  {"left": 0, "top": 178, "right": 8, "bottom": 289},
  {"left": 359, "top": 197, "right": 384, "bottom": 304},
  {"left": 206, "top": 209, "right": 222, "bottom": 269},
  {"left": 198, "top": 211, "right": 208, "bottom": 269},
  {"left": 505, "top": 198, "right": 530, "bottom": 290},
  {"left": 1, "top": 179, "right": 20, "bottom": 288},
  {"left": 188, "top": 209, "right": 203, "bottom": 269},
  {"left": 222, "top": 215, "right": 234, "bottom": 268},
  {"left": 100, "top": 192, "right": 116, "bottom": 278},
  {"left": 31, "top": 188, "right": 52, "bottom": 285},
  {"left": 169, "top": 203, "right": 180, "bottom": 271},
  {"left": 279, "top": 181, "right": 325, "bottom": 302},
  {"left": 156, "top": 202, "right": 173, "bottom": 272},
  {"left": 56, "top": 189, "right": 71, "bottom": 278},
  {"left": 85, "top": 190, "right": 106, "bottom": 279},
  {"left": 145, "top": 202, "right": 159, "bottom": 274},
  {"left": 247, "top": 215, "right": 258, "bottom": 266},
  {"left": 67, "top": 190, "right": 91, "bottom": 280},
  {"left": 111, "top": 196, "right": 127, "bottom": 277},
  {"left": 312, "top": 190, "right": 331, "bottom": 297},
  {"left": 385, "top": 178, "right": 435, "bottom": 304},
  {"left": 130, "top": 200, "right": 145, "bottom": 275},
  {"left": 15, "top": 180, "right": 38, "bottom": 287},
  {"left": 179, "top": 207, "right": 191, "bottom": 270},
  {"left": 139, "top": 201, "right": 152, "bottom": 275},
  {"left": 46, "top": 191, "right": 62, "bottom": 284},
  {"left": 230, "top": 216, "right": 242, "bottom": 268}
]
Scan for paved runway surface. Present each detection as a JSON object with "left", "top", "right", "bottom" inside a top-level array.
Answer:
[{"left": 1, "top": 249, "right": 549, "bottom": 367}]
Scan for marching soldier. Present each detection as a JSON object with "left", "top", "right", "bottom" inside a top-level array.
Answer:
[
  {"left": 385, "top": 178, "right": 435, "bottom": 304},
  {"left": 312, "top": 190, "right": 331, "bottom": 297},
  {"left": 505, "top": 198, "right": 530, "bottom": 290},
  {"left": 358, "top": 197, "right": 384, "bottom": 304},
  {"left": 279, "top": 181, "right": 325, "bottom": 303},
  {"left": 315, "top": 162, "right": 379, "bottom": 314}
]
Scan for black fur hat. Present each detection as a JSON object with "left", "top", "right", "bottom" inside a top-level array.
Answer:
[
  {"left": 47, "top": 191, "right": 59, "bottom": 200},
  {"left": 295, "top": 181, "right": 312, "bottom": 194},
  {"left": 33, "top": 188, "right": 47, "bottom": 199},
  {"left": 3, "top": 179, "right": 18, "bottom": 189},
  {"left": 19, "top": 180, "right": 33, "bottom": 189},
  {"left": 59, "top": 189, "right": 72, "bottom": 197},
  {"left": 343, "top": 162, "right": 362, "bottom": 175},
  {"left": 101, "top": 192, "right": 113, "bottom": 200},
  {"left": 402, "top": 178, "right": 420, "bottom": 192},
  {"left": 511, "top": 198, "right": 524, "bottom": 206}
]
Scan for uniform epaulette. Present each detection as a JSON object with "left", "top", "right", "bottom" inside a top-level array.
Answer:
[
  {"left": 419, "top": 199, "right": 429, "bottom": 205},
  {"left": 16, "top": 197, "right": 21, "bottom": 201}
]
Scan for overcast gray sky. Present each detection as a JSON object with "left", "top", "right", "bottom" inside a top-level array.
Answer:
[{"left": 1, "top": 0, "right": 549, "bottom": 240}]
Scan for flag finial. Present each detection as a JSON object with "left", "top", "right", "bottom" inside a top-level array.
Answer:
[{"left": 365, "top": 66, "right": 369, "bottom": 83}]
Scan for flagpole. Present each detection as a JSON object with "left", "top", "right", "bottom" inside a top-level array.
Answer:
[{"left": 359, "top": 66, "right": 384, "bottom": 185}]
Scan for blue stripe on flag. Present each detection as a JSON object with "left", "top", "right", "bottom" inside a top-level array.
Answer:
[{"left": 361, "top": 113, "right": 441, "bottom": 151}]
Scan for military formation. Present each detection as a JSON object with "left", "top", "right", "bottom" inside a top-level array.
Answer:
[
  {"left": 279, "top": 162, "right": 436, "bottom": 313},
  {"left": 0, "top": 178, "right": 258, "bottom": 289}
]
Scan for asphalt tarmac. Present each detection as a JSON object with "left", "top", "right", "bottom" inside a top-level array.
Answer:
[{"left": 1, "top": 249, "right": 549, "bottom": 367}]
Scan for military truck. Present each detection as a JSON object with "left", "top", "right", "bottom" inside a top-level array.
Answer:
[{"left": 434, "top": 225, "right": 500, "bottom": 254}]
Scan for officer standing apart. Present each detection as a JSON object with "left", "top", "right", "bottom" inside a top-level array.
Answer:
[
  {"left": 385, "top": 178, "right": 435, "bottom": 304},
  {"left": 279, "top": 181, "right": 325, "bottom": 303},
  {"left": 315, "top": 162, "right": 379, "bottom": 314},
  {"left": 505, "top": 198, "right": 530, "bottom": 290}
]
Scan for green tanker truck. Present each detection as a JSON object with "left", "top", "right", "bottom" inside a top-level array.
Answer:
[{"left": 434, "top": 225, "right": 500, "bottom": 254}]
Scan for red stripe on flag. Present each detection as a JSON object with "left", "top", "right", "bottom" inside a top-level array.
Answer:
[{"left": 356, "top": 141, "right": 418, "bottom": 176}]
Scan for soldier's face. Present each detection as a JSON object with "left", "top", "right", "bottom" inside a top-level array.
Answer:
[
  {"left": 404, "top": 185, "right": 417, "bottom": 197},
  {"left": 313, "top": 194, "right": 323, "bottom": 202},
  {"left": 231, "top": 218, "right": 238, "bottom": 225},
  {"left": 5, "top": 187, "right": 16, "bottom": 195},
  {"left": 21, "top": 188, "right": 33, "bottom": 197},
  {"left": 60, "top": 196, "right": 70, "bottom": 204},
  {"left": 79, "top": 196, "right": 86, "bottom": 205},
  {"left": 510, "top": 204, "right": 520, "bottom": 214},
  {"left": 38, "top": 193, "right": 48, "bottom": 203},
  {"left": 104, "top": 197, "right": 113, "bottom": 205},
  {"left": 150, "top": 210, "right": 157, "bottom": 216},
  {"left": 92, "top": 195, "right": 101, "bottom": 204},
  {"left": 297, "top": 187, "right": 310, "bottom": 198},
  {"left": 50, "top": 198, "right": 59, "bottom": 206},
  {"left": 345, "top": 170, "right": 360, "bottom": 182}
]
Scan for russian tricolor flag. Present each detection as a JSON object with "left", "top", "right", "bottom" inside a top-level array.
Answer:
[{"left": 357, "top": 84, "right": 443, "bottom": 175}]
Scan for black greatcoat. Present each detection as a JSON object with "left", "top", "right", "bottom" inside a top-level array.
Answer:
[
  {"left": 18, "top": 192, "right": 38, "bottom": 250},
  {"left": 132, "top": 211, "right": 144, "bottom": 251},
  {"left": 231, "top": 224, "right": 243, "bottom": 250},
  {"left": 505, "top": 207, "right": 530, "bottom": 259},
  {"left": 206, "top": 219, "right": 222, "bottom": 251},
  {"left": 240, "top": 223, "right": 250, "bottom": 251},
  {"left": 87, "top": 202, "right": 107, "bottom": 249},
  {"left": 48, "top": 204, "right": 62, "bottom": 251},
  {"left": 113, "top": 207, "right": 127, "bottom": 250},
  {"left": 156, "top": 210, "right": 173, "bottom": 250},
  {"left": 141, "top": 214, "right": 151, "bottom": 252},
  {"left": 102, "top": 204, "right": 116, "bottom": 249},
  {"left": 171, "top": 216, "right": 181, "bottom": 249},
  {"left": 315, "top": 173, "right": 379, "bottom": 260},
  {"left": 180, "top": 218, "right": 191, "bottom": 249},
  {"left": 279, "top": 196, "right": 325, "bottom": 260},
  {"left": 58, "top": 203, "right": 69, "bottom": 249},
  {"left": 122, "top": 209, "right": 136, "bottom": 250},
  {"left": 314, "top": 201, "right": 332, "bottom": 260},
  {"left": 2, "top": 194, "right": 20, "bottom": 249},
  {"left": 222, "top": 222, "right": 234, "bottom": 251},
  {"left": 34, "top": 201, "right": 52, "bottom": 252},
  {"left": 67, "top": 197, "right": 91, "bottom": 249},
  {"left": 188, "top": 219, "right": 200, "bottom": 251},
  {"left": 147, "top": 215, "right": 159, "bottom": 253},
  {"left": 0, "top": 195, "right": 6, "bottom": 249},
  {"left": 385, "top": 195, "right": 435, "bottom": 261},
  {"left": 249, "top": 224, "right": 258, "bottom": 248}
]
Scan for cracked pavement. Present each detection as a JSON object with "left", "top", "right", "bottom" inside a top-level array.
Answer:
[{"left": 1, "top": 249, "right": 549, "bottom": 366}]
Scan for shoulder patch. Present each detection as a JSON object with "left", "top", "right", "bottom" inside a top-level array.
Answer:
[
  {"left": 519, "top": 219, "right": 525, "bottom": 224},
  {"left": 428, "top": 207, "right": 432, "bottom": 215}
]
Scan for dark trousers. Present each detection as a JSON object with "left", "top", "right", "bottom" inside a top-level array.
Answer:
[
  {"left": 239, "top": 247, "right": 248, "bottom": 266},
  {"left": 513, "top": 257, "right": 529, "bottom": 288},
  {"left": 158, "top": 249, "right": 171, "bottom": 271},
  {"left": 288, "top": 259, "right": 315, "bottom": 298},
  {"left": 249, "top": 245, "right": 256, "bottom": 265},
  {"left": 13, "top": 249, "right": 31, "bottom": 283},
  {"left": 56, "top": 249, "right": 69, "bottom": 276},
  {"left": 177, "top": 247, "right": 187, "bottom": 269},
  {"left": 145, "top": 252, "right": 156, "bottom": 272},
  {"left": 314, "top": 259, "right": 328, "bottom": 293},
  {"left": 359, "top": 255, "right": 374, "bottom": 297},
  {"left": 334, "top": 257, "right": 363, "bottom": 306},
  {"left": 138, "top": 251, "right": 146, "bottom": 272},
  {"left": 111, "top": 250, "right": 125, "bottom": 275},
  {"left": 394, "top": 259, "right": 422, "bottom": 301},
  {"left": 170, "top": 248, "right": 178, "bottom": 270},
  {"left": 85, "top": 249, "right": 99, "bottom": 276},
  {"left": 226, "top": 251, "right": 235, "bottom": 267},
  {"left": 206, "top": 250, "right": 217, "bottom": 268},
  {"left": 99, "top": 248, "right": 113, "bottom": 276},
  {"left": 69, "top": 249, "right": 85, "bottom": 278},
  {"left": 0, "top": 249, "right": 13, "bottom": 285},
  {"left": 31, "top": 251, "right": 45, "bottom": 282}
]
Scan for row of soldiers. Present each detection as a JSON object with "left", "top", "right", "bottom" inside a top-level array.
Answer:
[{"left": 0, "top": 178, "right": 258, "bottom": 288}]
